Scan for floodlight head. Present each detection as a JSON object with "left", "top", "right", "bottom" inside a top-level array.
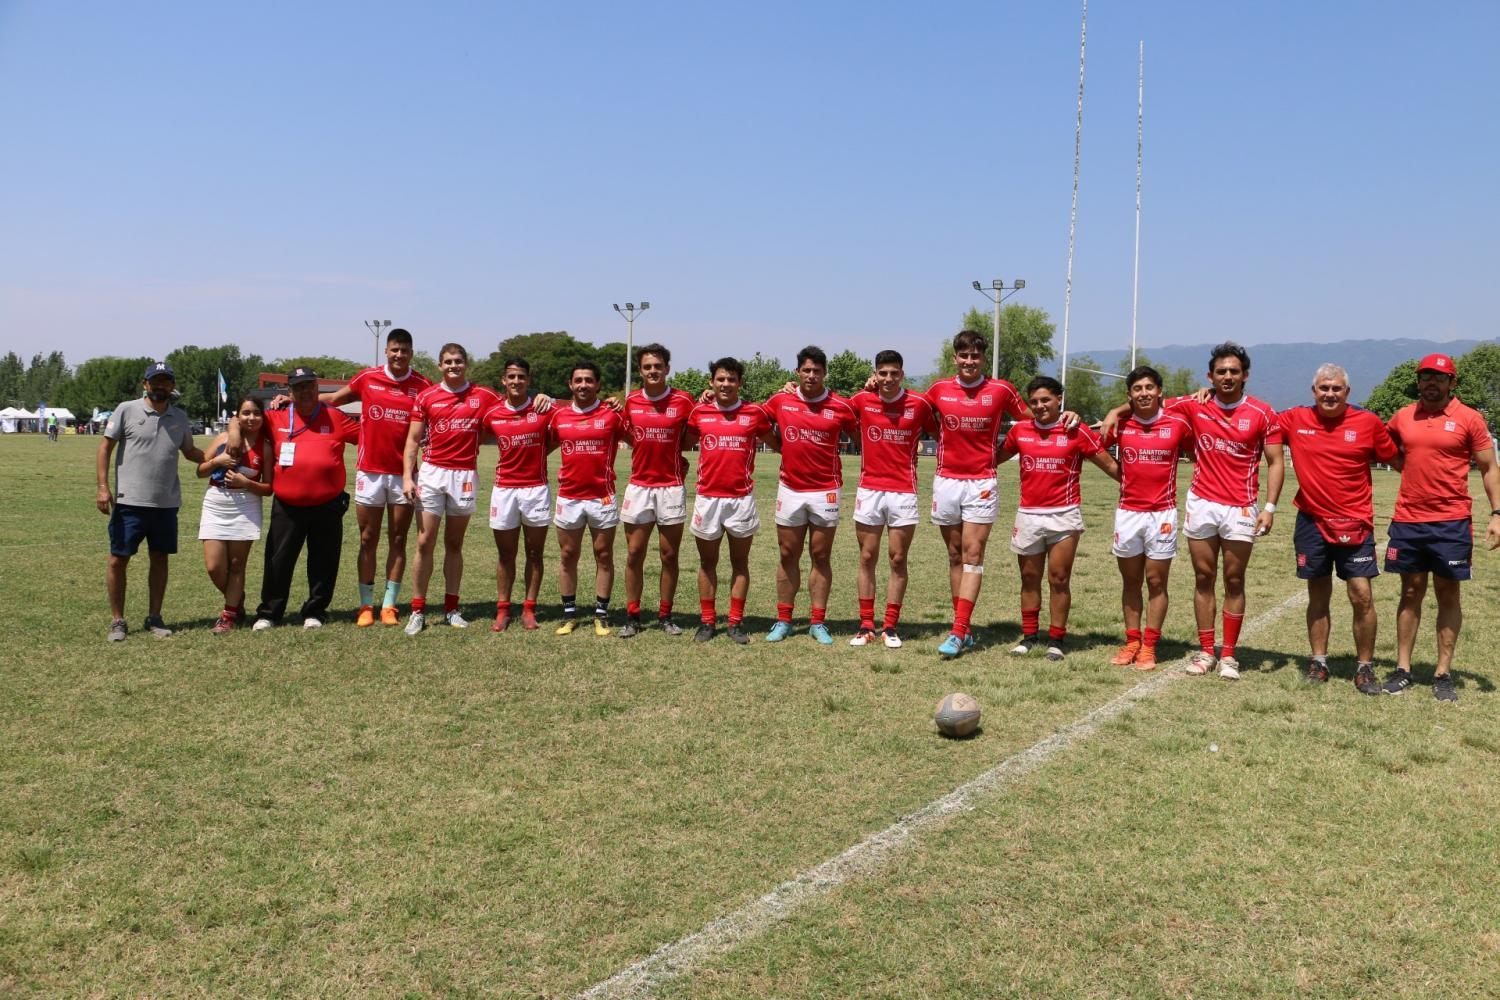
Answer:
[
  {"left": 625, "top": 302, "right": 635, "bottom": 311},
  {"left": 613, "top": 303, "right": 622, "bottom": 312},
  {"left": 971, "top": 281, "right": 982, "bottom": 291},
  {"left": 382, "top": 320, "right": 391, "bottom": 326},
  {"left": 1015, "top": 279, "right": 1026, "bottom": 289},
  {"left": 992, "top": 279, "right": 1003, "bottom": 289},
  {"left": 640, "top": 301, "right": 650, "bottom": 310}
]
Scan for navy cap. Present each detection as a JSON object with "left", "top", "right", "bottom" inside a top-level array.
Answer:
[
  {"left": 287, "top": 366, "right": 319, "bottom": 386},
  {"left": 143, "top": 360, "right": 175, "bottom": 381}
]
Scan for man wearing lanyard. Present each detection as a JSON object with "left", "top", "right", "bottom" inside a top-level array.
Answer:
[{"left": 239, "top": 367, "right": 359, "bottom": 630}]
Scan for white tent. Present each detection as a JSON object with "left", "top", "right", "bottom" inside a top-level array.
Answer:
[
  {"left": 0, "top": 407, "right": 36, "bottom": 433},
  {"left": 40, "top": 408, "right": 76, "bottom": 424}
]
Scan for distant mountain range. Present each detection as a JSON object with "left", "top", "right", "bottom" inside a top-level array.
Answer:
[{"left": 1072, "top": 338, "right": 1495, "bottom": 409}]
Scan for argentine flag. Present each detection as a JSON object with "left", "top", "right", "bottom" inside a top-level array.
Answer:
[{"left": 217, "top": 369, "right": 227, "bottom": 404}]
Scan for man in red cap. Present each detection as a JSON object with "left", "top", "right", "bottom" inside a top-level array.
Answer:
[{"left": 1380, "top": 353, "right": 1500, "bottom": 701}]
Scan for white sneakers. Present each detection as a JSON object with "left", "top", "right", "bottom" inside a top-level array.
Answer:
[
  {"left": 445, "top": 611, "right": 469, "bottom": 629},
  {"left": 1217, "top": 656, "right": 1241, "bottom": 681},
  {"left": 252, "top": 618, "right": 274, "bottom": 632},
  {"left": 303, "top": 618, "right": 322, "bottom": 630},
  {"left": 404, "top": 611, "right": 426, "bottom": 636}
]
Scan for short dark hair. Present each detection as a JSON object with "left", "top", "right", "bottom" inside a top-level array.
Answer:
[
  {"left": 874, "top": 350, "right": 904, "bottom": 369},
  {"left": 796, "top": 345, "right": 827, "bottom": 370},
  {"left": 570, "top": 360, "right": 601, "bottom": 381},
  {"left": 710, "top": 357, "right": 744, "bottom": 380},
  {"left": 387, "top": 328, "right": 413, "bottom": 348},
  {"left": 1208, "top": 341, "right": 1250, "bottom": 374},
  {"left": 502, "top": 357, "right": 530, "bottom": 374},
  {"left": 953, "top": 329, "right": 988, "bottom": 354},
  {"left": 1125, "top": 365, "right": 1162, "bottom": 389},
  {"left": 1026, "top": 375, "right": 1064, "bottom": 397},
  {"left": 637, "top": 343, "right": 670, "bottom": 367},
  {"left": 438, "top": 342, "right": 468, "bottom": 362}
]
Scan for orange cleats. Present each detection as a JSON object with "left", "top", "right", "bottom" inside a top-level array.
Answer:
[
  {"left": 1109, "top": 640, "right": 1141, "bottom": 666},
  {"left": 356, "top": 605, "right": 376, "bottom": 628},
  {"left": 1132, "top": 646, "right": 1159, "bottom": 671},
  {"left": 491, "top": 611, "right": 511, "bottom": 633},
  {"left": 521, "top": 608, "right": 539, "bottom": 630},
  {"left": 380, "top": 606, "right": 400, "bottom": 626}
]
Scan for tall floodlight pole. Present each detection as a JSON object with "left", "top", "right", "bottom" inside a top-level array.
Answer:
[
  {"left": 365, "top": 319, "right": 391, "bottom": 366},
  {"left": 970, "top": 279, "right": 1027, "bottom": 380},
  {"left": 612, "top": 301, "right": 650, "bottom": 397},
  {"left": 1130, "top": 40, "right": 1144, "bottom": 371},
  {"left": 1060, "top": 0, "right": 1088, "bottom": 390}
]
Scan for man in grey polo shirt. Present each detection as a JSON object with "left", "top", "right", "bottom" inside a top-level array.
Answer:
[{"left": 96, "top": 361, "right": 206, "bottom": 641}]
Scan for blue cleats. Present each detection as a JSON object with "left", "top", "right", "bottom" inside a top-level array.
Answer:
[
  {"left": 938, "top": 633, "right": 963, "bottom": 658},
  {"left": 766, "top": 620, "right": 793, "bottom": 643},
  {"left": 809, "top": 623, "right": 833, "bottom": 645}
]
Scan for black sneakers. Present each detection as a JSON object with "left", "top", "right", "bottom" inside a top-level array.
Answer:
[
  {"left": 693, "top": 623, "right": 715, "bottom": 643},
  {"left": 1433, "top": 674, "right": 1458, "bottom": 703},
  {"left": 726, "top": 624, "right": 750, "bottom": 645},
  {"left": 1381, "top": 670, "right": 1414, "bottom": 695},
  {"left": 1302, "top": 659, "right": 1330, "bottom": 684},
  {"left": 1354, "top": 663, "right": 1380, "bottom": 696},
  {"left": 1010, "top": 634, "right": 1039, "bottom": 655},
  {"left": 1045, "top": 639, "right": 1067, "bottom": 662},
  {"left": 617, "top": 619, "right": 642, "bottom": 639}
]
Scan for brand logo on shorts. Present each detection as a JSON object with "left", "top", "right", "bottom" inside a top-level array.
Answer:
[
  {"left": 693, "top": 513, "right": 703, "bottom": 526},
  {"left": 825, "top": 492, "right": 837, "bottom": 504},
  {"left": 462, "top": 480, "right": 473, "bottom": 493},
  {"left": 1160, "top": 522, "right": 1172, "bottom": 534},
  {"left": 979, "top": 489, "right": 992, "bottom": 500},
  {"left": 1338, "top": 534, "right": 1351, "bottom": 543},
  {"left": 1386, "top": 546, "right": 1399, "bottom": 560},
  {"left": 1298, "top": 553, "right": 1308, "bottom": 567}
]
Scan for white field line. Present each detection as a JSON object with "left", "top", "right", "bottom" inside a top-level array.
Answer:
[{"left": 576, "top": 589, "right": 1309, "bottom": 999}]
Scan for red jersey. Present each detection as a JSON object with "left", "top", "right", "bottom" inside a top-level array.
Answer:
[
  {"left": 345, "top": 365, "right": 432, "bottom": 474},
  {"left": 1279, "top": 405, "right": 1397, "bottom": 526},
  {"left": 266, "top": 405, "right": 359, "bottom": 507},
  {"left": 763, "top": 390, "right": 858, "bottom": 492},
  {"left": 1001, "top": 419, "right": 1104, "bottom": 512},
  {"left": 623, "top": 387, "right": 695, "bottom": 487},
  {"left": 848, "top": 389, "right": 935, "bottom": 493},
  {"left": 688, "top": 401, "right": 773, "bottom": 498},
  {"left": 1104, "top": 411, "right": 1194, "bottom": 512},
  {"left": 550, "top": 402, "right": 625, "bottom": 501},
  {"left": 1165, "top": 394, "right": 1281, "bottom": 506},
  {"left": 924, "top": 376, "right": 1028, "bottom": 480},
  {"left": 411, "top": 382, "right": 501, "bottom": 472},
  {"left": 483, "top": 399, "right": 549, "bottom": 489},
  {"left": 1387, "top": 398, "right": 1494, "bottom": 523}
]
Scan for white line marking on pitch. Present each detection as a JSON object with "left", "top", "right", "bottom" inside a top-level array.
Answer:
[{"left": 576, "top": 590, "right": 1308, "bottom": 999}]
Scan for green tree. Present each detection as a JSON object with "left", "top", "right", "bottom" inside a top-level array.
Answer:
[
  {"left": 54, "top": 356, "right": 153, "bottom": 415},
  {"left": 1112, "top": 352, "right": 1198, "bottom": 405},
  {"left": 167, "top": 345, "right": 266, "bottom": 420},
  {"left": 826, "top": 349, "right": 872, "bottom": 397},
  {"left": 411, "top": 351, "right": 440, "bottom": 381},
  {"left": 0, "top": 352, "right": 23, "bottom": 407},
  {"left": 268, "top": 355, "right": 363, "bottom": 381},
  {"left": 668, "top": 366, "right": 710, "bottom": 400},
  {"left": 1362, "top": 359, "right": 1419, "bottom": 420},
  {"left": 491, "top": 331, "right": 602, "bottom": 399},
  {"left": 21, "top": 351, "right": 70, "bottom": 408},
  {"left": 741, "top": 352, "right": 794, "bottom": 402},
  {"left": 1061, "top": 354, "right": 1110, "bottom": 422},
  {"left": 598, "top": 341, "right": 628, "bottom": 397},
  {"left": 1456, "top": 342, "right": 1500, "bottom": 424},
  {"left": 930, "top": 304, "right": 1056, "bottom": 387}
]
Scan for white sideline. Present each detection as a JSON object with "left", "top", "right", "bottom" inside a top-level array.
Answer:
[{"left": 576, "top": 590, "right": 1309, "bottom": 999}]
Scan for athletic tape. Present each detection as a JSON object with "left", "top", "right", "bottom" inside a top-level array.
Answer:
[
  {"left": 575, "top": 589, "right": 1309, "bottom": 999},
  {"left": 961, "top": 563, "right": 984, "bottom": 575}
]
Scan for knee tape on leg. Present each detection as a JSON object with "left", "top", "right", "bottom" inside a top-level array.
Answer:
[{"left": 962, "top": 563, "right": 985, "bottom": 575}]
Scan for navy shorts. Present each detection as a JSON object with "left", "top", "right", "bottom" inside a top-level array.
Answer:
[
  {"left": 1384, "top": 519, "right": 1472, "bottom": 581},
  {"left": 1294, "top": 512, "right": 1378, "bottom": 580},
  {"left": 108, "top": 504, "right": 178, "bottom": 557}
]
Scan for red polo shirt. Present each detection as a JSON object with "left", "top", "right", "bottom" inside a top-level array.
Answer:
[
  {"left": 267, "top": 405, "right": 359, "bottom": 507},
  {"left": 1388, "top": 398, "right": 1494, "bottom": 523}
]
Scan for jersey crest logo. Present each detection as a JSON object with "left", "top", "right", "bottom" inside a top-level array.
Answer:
[
  {"left": 527, "top": 413, "right": 537, "bottom": 423},
  {"left": 368, "top": 404, "right": 384, "bottom": 421},
  {"left": 666, "top": 407, "right": 679, "bottom": 417},
  {"left": 1123, "top": 447, "right": 1139, "bottom": 463},
  {"left": 1444, "top": 420, "right": 1456, "bottom": 432},
  {"left": 469, "top": 396, "right": 480, "bottom": 408},
  {"left": 561, "top": 440, "right": 575, "bottom": 456},
  {"left": 701, "top": 434, "right": 719, "bottom": 451},
  {"left": 943, "top": 414, "right": 961, "bottom": 431},
  {"left": 784, "top": 426, "right": 800, "bottom": 442},
  {"left": 903, "top": 408, "right": 914, "bottom": 420},
  {"left": 1344, "top": 430, "right": 1357, "bottom": 442},
  {"left": 866, "top": 426, "right": 882, "bottom": 443},
  {"left": 1021, "top": 455, "right": 1037, "bottom": 471},
  {"left": 1158, "top": 427, "right": 1171, "bottom": 438},
  {"left": 980, "top": 395, "right": 993, "bottom": 406},
  {"left": 435, "top": 419, "right": 450, "bottom": 433},
  {"left": 1237, "top": 418, "right": 1250, "bottom": 430}
]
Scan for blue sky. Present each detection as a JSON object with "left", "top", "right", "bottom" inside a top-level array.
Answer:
[{"left": 1, "top": 1, "right": 1495, "bottom": 373}]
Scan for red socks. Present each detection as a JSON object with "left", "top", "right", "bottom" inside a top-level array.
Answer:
[
  {"left": 1143, "top": 627, "right": 1161, "bottom": 650},
  {"left": 626, "top": 600, "right": 641, "bottom": 618},
  {"left": 858, "top": 597, "right": 875, "bottom": 631},
  {"left": 810, "top": 605, "right": 827, "bottom": 626},
  {"left": 1021, "top": 606, "right": 1040, "bottom": 636},
  {"left": 1048, "top": 624, "right": 1067, "bottom": 642},
  {"left": 700, "top": 599, "right": 716, "bottom": 626},
  {"left": 1198, "top": 628, "right": 1216, "bottom": 654},
  {"left": 728, "top": 597, "right": 746, "bottom": 625},
  {"left": 883, "top": 602, "right": 901, "bottom": 631},
  {"left": 496, "top": 600, "right": 510, "bottom": 614},
  {"left": 776, "top": 602, "right": 793, "bottom": 624},
  {"left": 522, "top": 599, "right": 537, "bottom": 614},
  {"left": 952, "top": 598, "right": 975, "bottom": 639},
  {"left": 412, "top": 597, "right": 426, "bottom": 614},
  {"left": 1125, "top": 627, "right": 1142, "bottom": 643},
  {"left": 443, "top": 593, "right": 459, "bottom": 614},
  {"left": 658, "top": 600, "right": 672, "bottom": 619},
  {"left": 1221, "top": 612, "right": 1244, "bottom": 658}
]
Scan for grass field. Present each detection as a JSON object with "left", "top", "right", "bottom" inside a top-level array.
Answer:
[{"left": 3, "top": 435, "right": 1498, "bottom": 997}]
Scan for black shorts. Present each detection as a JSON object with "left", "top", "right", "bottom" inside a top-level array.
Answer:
[
  {"left": 108, "top": 504, "right": 179, "bottom": 557},
  {"left": 1384, "top": 519, "right": 1473, "bottom": 581},
  {"left": 1294, "top": 511, "right": 1378, "bottom": 580}
]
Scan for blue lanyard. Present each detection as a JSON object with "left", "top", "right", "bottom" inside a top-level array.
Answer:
[{"left": 286, "top": 404, "right": 323, "bottom": 440}]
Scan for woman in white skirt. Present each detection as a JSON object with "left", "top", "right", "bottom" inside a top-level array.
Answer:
[{"left": 198, "top": 396, "right": 275, "bottom": 633}]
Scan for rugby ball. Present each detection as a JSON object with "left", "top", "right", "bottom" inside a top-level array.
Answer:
[{"left": 934, "top": 692, "right": 981, "bottom": 738}]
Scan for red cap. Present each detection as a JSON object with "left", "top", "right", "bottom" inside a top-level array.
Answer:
[{"left": 1417, "top": 353, "right": 1457, "bottom": 376}]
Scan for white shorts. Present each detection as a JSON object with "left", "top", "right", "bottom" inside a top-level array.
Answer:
[
  {"left": 1113, "top": 507, "right": 1179, "bottom": 559},
  {"left": 774, "top": 484, "right": 841, "bottom": 528},
  {"left": 931, "top": 475, "right": 998, "bottom": 526},
  {"left": 692, "top": 494, "right": 761, "bottom": 540},
  {"left": 854, "top": 488, "right": 920, "bottom": 527},
  {"left": 355, "top": 470, "right": 409, "bottom": 507},
  {"left": 554, "top": 495, "right": 619, "bottom": 531},
  {"left": 1183, "top": 492, "right": 1258, "bottom": 542},
  {"left": 1010, "top": 507, "right": 1085, "bottom": 555},
  {"left": 489, "top": 484, "right": 551, "bottom": 531},
  {"left": 620, "top": 483, "right": 688, "bottom": 526},
  {"left": 418, "top": 465, "right": 478, "bottom": 516}
]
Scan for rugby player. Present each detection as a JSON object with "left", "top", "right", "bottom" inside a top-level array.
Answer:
[
  {"left": 1101, "top": 366, "right": 1193, "bottom": 670},
  {"left": 763, "top": 346, "right": 858, "bottom": 644},
  {"left": 1107, "top": 342, "right": 1284, "bottom": 679},
  {"left": 401, "top": 344, "right": 500, "bottom": 634},
  {"left": 618, "top": 344, "right": 696, "bottom": 637},
  {"left": 846, "top": 350, "right": 935, "bottom": 648},
  {"left": 1380, "top": 353, "right": 1500, "bottom": 701},
  {"left": 1277, "top": 364, "right": 1396, "bottom": 693},
  {"left": 685, "top": 357, "right": 776, "bottom": 643},
  {"left": 483, "top": 358, "right": 550, "bottom": 631},
  {"left": 550, "top": 361, "right": 627, "bottom": 636},
  {"left": 278, "top": 328, "right": 430, "bottom": 625},
  {"left": 925, "top": 330, "right": 1029, "bottom": 658},
  {"left": 998, "top": 376, "right": 1119, "bottom": 661}
]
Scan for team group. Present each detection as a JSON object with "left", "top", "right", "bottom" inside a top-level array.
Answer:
[{"left": 97, "top": 329, "right": 1500, "bottom": 698}]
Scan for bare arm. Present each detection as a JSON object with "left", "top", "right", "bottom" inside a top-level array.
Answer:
[
  {"left": 1474, "top": 447, "right": 1500, "bottom": 550},
  {"left": 1099, "top": 402, "right": 1132, "bottom": 439},
  {"left": 402, "top": 420, "right": 424, "bottom": 503},
  {"left": 95, "top": 437, "right": 116, "bottom": 513},
  {"left": 1255, "top": 442, "right": 1287, "bottom": 535},
  {"left": 1089, "top": 449, "right": 1121, "bottom": 482}
]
